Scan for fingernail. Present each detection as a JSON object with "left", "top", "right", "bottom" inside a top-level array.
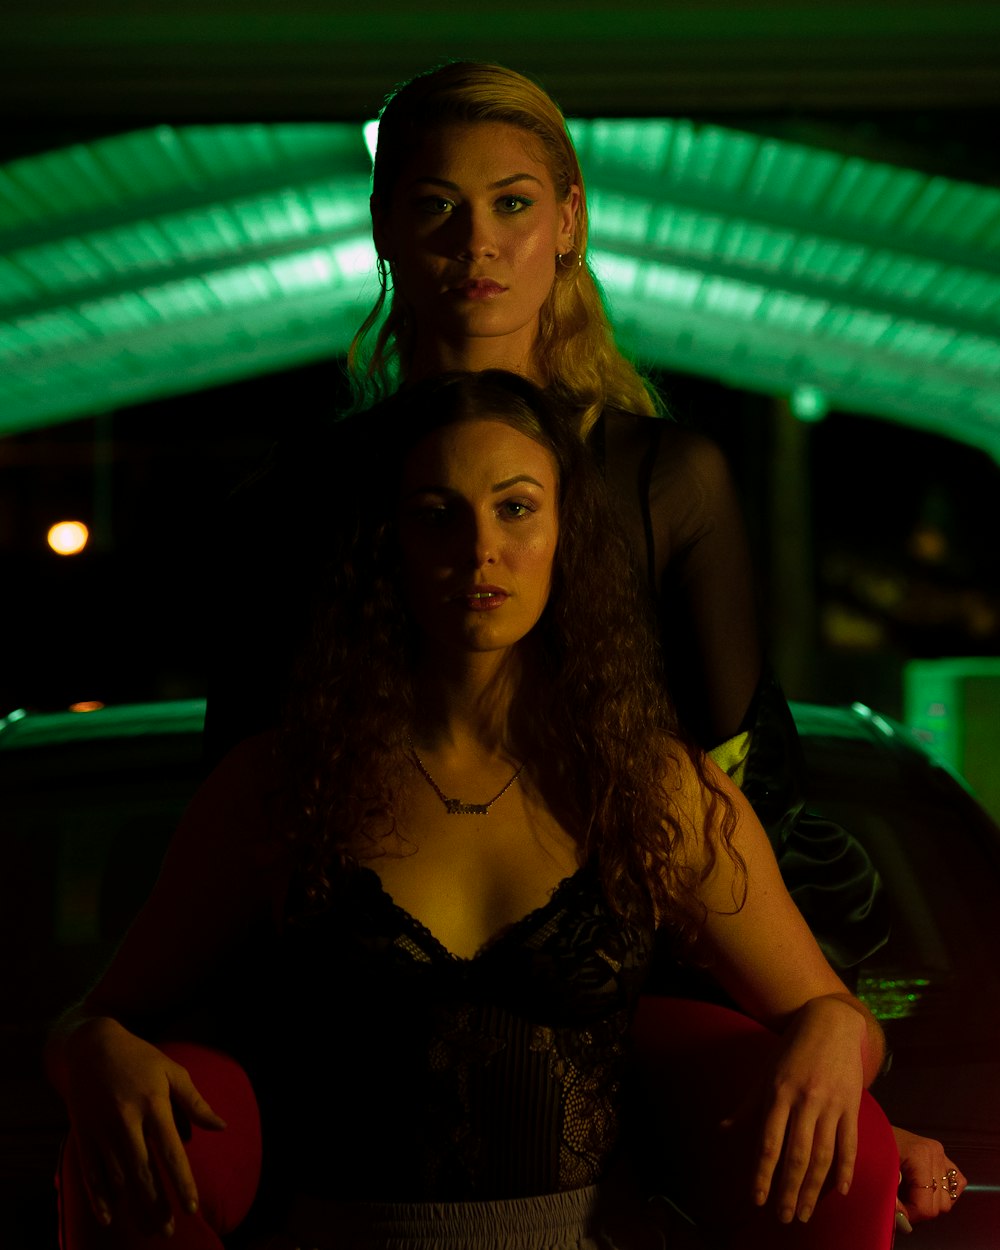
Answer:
[
  {"left": 779, "top": 1206, "right": 795, "bottom": 1224},
  {"left": 187, "top": 1199, "right": 199, "bottom": 1215},
  {"left": 96, "top": 1208, "right": 112, "bottom": 1227},
  {"left": 753, "top": 1189, "right": 767, "bottom": 1207},
  {"left": 840, "top": 1181, "right": 851, "bottom": 1196},
  {"left": 798, "top": 1204, "right": 812, "bottom": 1222},
  {"left": 896, "top": 1210, "right": 914, "bottom": 1235}
]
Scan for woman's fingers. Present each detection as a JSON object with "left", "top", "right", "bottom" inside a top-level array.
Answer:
[
  {"left": 77, "top": 1142, "right": 115, "bottom": 1226},
  {"left": 832, "top": 1111, "right": 858, "bottom": 1196},
  {"left": 779, "top": 1115, "right": 824, "bottom": 1221},
  {"left": 110, "top": 1111, "right": 179, "bottom": 1235},
  {"left": 751, "top": 1007, "right": 865, "bottom": 1223},
  {"left": 159, "top": 1060, "right": 228, "bottom": 1213},
  {"left": 61, "top": 1024, "right": 232, "bottom": 1233},
  {"left": 76, "top": 1096, "right": 187, "bottom": 1233},
  {"left": 151, "top": 1109, "right": 201, "bottom": 1218},
  {"left": 896, "top": 1129, "right": 968, "bottom": 1224},
  {"left": 170, "top": 1062, "right": 228, "bottom": 1135},
  {"left": 755, "top": 1098, "right": 857, "bottom": 1223},
  {"left": 77, "top": 1131, "right": 164, "bottom": 1232},
  {"left": 788, "top": 1109, "right": 855, "bottom": 1222},
  {"left": 751, "top": 1097, "right": 790, "bottom": 1207},
  {"left": 770, "top": 1103, "right": 820, "bottom": 1221}
]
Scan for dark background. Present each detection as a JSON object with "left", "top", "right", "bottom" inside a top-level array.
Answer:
[
  {"left": 3, "top": 360, "right": 999, "bottom": 721},
  {"left": 2, "top": 0, "right": 1000, "bottom": 723}
]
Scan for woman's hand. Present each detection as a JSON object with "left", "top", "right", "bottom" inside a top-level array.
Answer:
[
  {"left": 63, "top": 1016, "right": 226, "bottom": 1234},
  {"left": 893, "top": 1126, "right": 967, "bottom": 1232},
  {"left": 724, "top": 996, "right": 867, "bottom": 1224}
]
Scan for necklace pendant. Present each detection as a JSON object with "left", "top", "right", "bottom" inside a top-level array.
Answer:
[
  {"left": 408, "top": 740, "right": 523, "bottom": 817},
  {"left": 445, "top": 798, "right": 489, "bottom": 815}
]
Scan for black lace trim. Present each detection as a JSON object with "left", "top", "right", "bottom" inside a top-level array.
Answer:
[{"left": 263, "top": 858, "right": 655, "bottom": 1200}]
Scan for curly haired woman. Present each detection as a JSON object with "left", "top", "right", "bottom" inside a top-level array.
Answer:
[{"left": 48, "top": 372, "right": 906, "bottom": 1249}]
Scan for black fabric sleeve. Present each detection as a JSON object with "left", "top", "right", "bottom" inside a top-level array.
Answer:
[
  {"left": 601, "top": 413, "right": 762, "bottom": 746},
  {"left": 652, "top": 426, "right": 763, "bottom": 745}
]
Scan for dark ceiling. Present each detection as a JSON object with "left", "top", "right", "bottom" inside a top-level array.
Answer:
[
  {"left": 5, "top": 0, "right": 999, "bottom": 198},
  {"left": 5, "top": 0, "right": 1000, "bottom": 121}
]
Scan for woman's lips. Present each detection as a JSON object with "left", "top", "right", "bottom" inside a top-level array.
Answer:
[
  {"left": 453, "top": 587, "right": 508, "bottom": 611},
  {"left": 455, "top": 279, "right": 506, "bottom": 300}
]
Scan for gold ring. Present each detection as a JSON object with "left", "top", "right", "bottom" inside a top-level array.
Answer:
[
  {"left": 916, "top": 1179, "right": 937, "bottom": 1191},
  {"left": 943, "top": 1168, "right": 960, "bottom": 1200}
]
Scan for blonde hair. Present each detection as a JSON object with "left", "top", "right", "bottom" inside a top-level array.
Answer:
[{"left": 348, "top": 61, "right": 661, "bottom": 435}]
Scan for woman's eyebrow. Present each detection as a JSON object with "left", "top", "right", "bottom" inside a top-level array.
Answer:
[
  {"left": 407, "top": 173, "right": 544, "bottom": 191},
  {"left": 490, "top": 174, "right": 544, "bottom": 190},
  {"left": 404, "top": 476, "right": 545, "bottom": 496},
  {"left": 402, "top": 484, "right": 453, "bottom": 498},
  {"left": 493, "top": 474, "right": 545, "bottom": 491}
]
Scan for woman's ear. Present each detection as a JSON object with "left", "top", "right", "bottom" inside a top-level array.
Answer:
[{"left": 558, "top": 185, "right": 581, "bottom": 254}]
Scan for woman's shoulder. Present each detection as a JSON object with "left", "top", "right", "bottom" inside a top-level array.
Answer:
[
  {"left": 599, "top": 409, "right": 742, "bottom": 551},
  {"left": 599, "top": 409, "right": 733, "bottom": 485},
  {"left": 175, "top": 731, "right": 289, "bottom": 868},
  {"left": 210, "top": 730, "right": 283, "bottom": 790}
]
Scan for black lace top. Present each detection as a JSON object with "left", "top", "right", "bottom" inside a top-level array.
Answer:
[{"left": 257, "top": 860, "right": 655, "bottom": 1202}]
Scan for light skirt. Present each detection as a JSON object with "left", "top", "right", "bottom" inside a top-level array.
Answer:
[{"left": 283, "top": 1176, "right": 699, "bottom": 1250}]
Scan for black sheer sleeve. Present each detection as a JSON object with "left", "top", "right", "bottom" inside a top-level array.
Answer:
[{"left": 599, "top": 412, "right": 761, "bottom": 746}]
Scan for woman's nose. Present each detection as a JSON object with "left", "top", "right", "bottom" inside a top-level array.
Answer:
[
  {"left": 455, "top": 206, "right": 498, "bottom": 261},
  {"left": 469, "top": 517, "right": 498, "bottom": 567}
]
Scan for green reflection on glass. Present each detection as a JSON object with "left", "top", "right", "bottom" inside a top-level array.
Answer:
[{"left": 858, "top": 975, "right": 931, "bottom": 1021}]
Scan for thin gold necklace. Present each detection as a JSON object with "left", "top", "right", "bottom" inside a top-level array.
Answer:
[{"left": 408, "top": 741, "right": 524, "bottom": 815}]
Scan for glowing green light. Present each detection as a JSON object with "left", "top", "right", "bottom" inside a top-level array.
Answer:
[
  {"left": 2, "top": 118, "right": 999, "bottom": 458},
  {"left": 791, "top": 384, "right": 828, "bottom": 422}
]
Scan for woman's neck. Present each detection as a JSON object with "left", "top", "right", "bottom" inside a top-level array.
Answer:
[
  {"left": 407, "top": 332, "right": 543, "bottom": 385},
  {"left": 410, "top": 648, "right": 525, "bottom": 758}
]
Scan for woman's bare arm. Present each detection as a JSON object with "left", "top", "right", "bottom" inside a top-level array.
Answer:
[
  {"left": 45, "top": 733, "right": 289, "bottom": 1232},
  {"left": 671, "top": 750, "right": 884, "bottom": 1223},
  {"left": 692, "top": 758, "right": 883, "bottom": 1074}
]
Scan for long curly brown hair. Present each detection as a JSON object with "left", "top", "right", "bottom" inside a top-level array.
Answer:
[{"left": 279, "top": 371, "right": 739, "bottom": 939}]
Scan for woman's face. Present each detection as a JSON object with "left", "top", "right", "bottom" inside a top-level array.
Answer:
[
  {"left": 397, "top": 417, "right": 559, "bottom": 660},
  {"left": 374, "top": 122, "right": 579, "bottom": 376}
]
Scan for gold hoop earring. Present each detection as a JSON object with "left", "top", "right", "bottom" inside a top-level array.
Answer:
[{"left": 556, "top": 248, "right": 583, "bottom": 270}]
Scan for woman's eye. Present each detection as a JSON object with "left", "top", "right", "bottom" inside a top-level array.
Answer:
[
  {"left": 406, "top": 502, "right": 451, "bottom": 526},
  {"left": 497, "top": 195, "right": 534, "bottom": 214},
  {"left": 499, "top": 500, "right": 534, "bottom": 520},
  {"left": 415, "top": 196, "right": 454, "bottom": 216}
]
